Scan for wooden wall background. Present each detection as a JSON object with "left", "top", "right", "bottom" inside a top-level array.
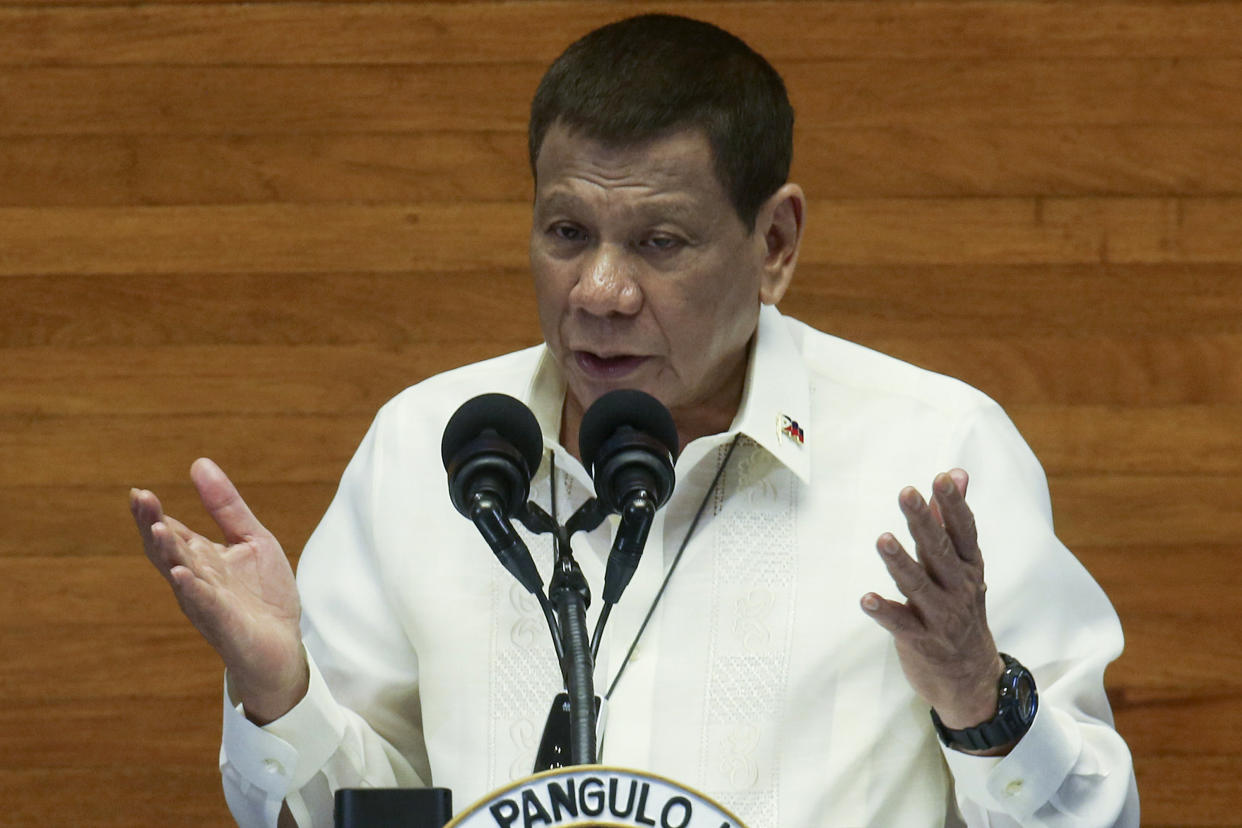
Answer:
[{"left": 2, "top": 0, "right": 1239, "bottom": 824}]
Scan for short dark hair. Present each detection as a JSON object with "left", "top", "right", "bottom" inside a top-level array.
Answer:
[{"left": 529, "top": 14, "right": 794, "bottom": 230}]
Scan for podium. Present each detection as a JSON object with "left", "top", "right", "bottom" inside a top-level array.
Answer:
[
  {"left": 334, "top": 787, "right": 453, "bottom": 827},
  {"left": 336, "top": 767, "right": 747, "bottom": 828}
]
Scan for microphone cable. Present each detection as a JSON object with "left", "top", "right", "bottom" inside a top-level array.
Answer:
[{"left": 603, "top": 434, "right": 741, "bottom": 701}]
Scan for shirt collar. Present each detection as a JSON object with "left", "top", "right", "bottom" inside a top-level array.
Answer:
[
  {"left": 527, "top": 348, "right": 566, "bottom": 446},
  {"left": 730, "top": 303, "right": 812, "bottom": 484},
  {"left": 523, "top": 302, "right": 812, "bottom": 484}
]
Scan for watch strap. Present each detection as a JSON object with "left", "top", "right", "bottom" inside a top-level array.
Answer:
[{"left": 931, "top": 653, "right": 1038, "bottom": 752}]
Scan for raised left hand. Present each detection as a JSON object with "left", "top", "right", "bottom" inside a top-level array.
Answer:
[{"left": 861, "top": 469, "right": 1005, "bottom": 730}]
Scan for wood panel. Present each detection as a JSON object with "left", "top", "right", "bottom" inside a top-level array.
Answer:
[
  {"left": 0, "top": 768, "right": 233, "bottom": 827},
  {"left": 2, "top": 473, "right": 1238, "bottom": 560},
  {"left": 3, "top": 199, "right": 1241, "bottom": 276},
  {"left": 3, "top": 407, "right": 1239, "bottom": 490},
  {"left": 7, "top": 126, "right": 1242, "bottom": 208},
  {"left": 0, "top": 695, "right": 225, "bottom": 767},
  {"left": 1049, "top": 476, "right": 1242, "bottom": 549},
  {"left": 3, "top": 338, "right": 1240, "bottom": 418},
  {"left": 4, "top": 60, "right": 1242, "bottom": 137},
  {"left": 2, "top": 265, "right": 1239, "bottom": 349},
  {"left": 3, "top": 2, "right": 1242, "bottom": 62},
  {"left": 0, "top": 483, "right": 334, "bottom": 558},
  {"left": 1010, "top": 405, "right": 1242, "bottom": 474}
]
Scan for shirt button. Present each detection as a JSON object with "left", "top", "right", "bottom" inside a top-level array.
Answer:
[
  {"left": 263, "top": 759, "right": 286, "bottom": 775},
  {"left": 1004, "top": 779, "right": 1024, "bottom": 797}
]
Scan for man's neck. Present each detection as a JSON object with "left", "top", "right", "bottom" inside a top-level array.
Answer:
[{"left": 558, "top": 362, "right": 747, "bottom": 463}]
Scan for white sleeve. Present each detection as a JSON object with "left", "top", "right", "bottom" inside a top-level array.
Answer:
[
  {"left": 940, "top": 402, "right": 1140, "bottom": 827},
  {"left": 218, "top": 411, "right": 431, "bottom": 827}
]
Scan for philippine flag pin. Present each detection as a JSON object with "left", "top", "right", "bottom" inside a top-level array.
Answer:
[{"left": 779, "top": 414, "right": 805, "bottom": 446}]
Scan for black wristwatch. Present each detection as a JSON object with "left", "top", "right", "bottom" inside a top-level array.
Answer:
[{"left": 931, "top": 653, "right": 1038, "bottom": 752}]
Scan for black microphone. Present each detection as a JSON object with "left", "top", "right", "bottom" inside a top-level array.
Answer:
[
  {"left": 442, "top": 393, "right": 545, "bottom": 594},
  {"left": 579, "top": 389, "right": 678, "bottom": 605}
]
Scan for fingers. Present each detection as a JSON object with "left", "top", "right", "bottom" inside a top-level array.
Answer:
[
  {"left": 129, "top": 487, "right": 162, "bottom": 548},
  {"left": 863, "top": 468, "right": 983, "bottom": 627},
  {"left": 899, "top": 485, "right": 965, "bottom": 590},
  {"left": 190, "top": 457, "right": 272, "bottom": 546},
  {"left": 931, "top": 471, "right": 981, "bottom": 567},
  {"left": 948, "top": 467, "right": 969, "bottom": 496},
  {"left": 927, "top": 468, "right": 970, "bottom": 524},
  {"left": 131, "top": 487, "right": 178, "bottom": 577},
  {"left": 166, "top": 563, "right": 226, "bottom": 636},
  {"left": 131, "top": 487, "right": 211, "bottom": 586},
  {"left": 147, "top": 519, "right": 200, "bottom": 585},
  {"left": 860, "top": 590, "right": 920, "bottom": 635},
  {"left": 869, "top": 531, "right": 942, "bottom": 621}
]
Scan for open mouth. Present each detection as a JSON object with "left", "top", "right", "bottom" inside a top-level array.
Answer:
[{"left": 574, "top": 351, "right": 648, "bottom": 379}]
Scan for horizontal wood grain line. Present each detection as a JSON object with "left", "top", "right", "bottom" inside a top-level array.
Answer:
[
  {"left": 3, "top": 60, "right": 1242, "bottom": 137},
  {"left": 1074, "top": 544, "right": 1242, "bottom": 605},
  {"left": 2, "top": 407, "right": 1240, "bottom": 489},
  {"left": 0, "top": 412, "right": 373, "bottom": 487},
  {"left": 3, "top": 603, "right": 1239, "bottom": 704},
  {"left": 783, "top": 262, "right": 1242, "bottom": 337},
  {"left": 2, "top": 265, "right": 1238, "bottom": 346},
  {"left": 0, "top": 131, "right": 534, "bottom": 206},
  {"left": 0, "top": 694, "right": 225, "bottom": 767},
  {"left": 7, "top": 125, "right": 1242, "bottom": 208},
  {"left": 801, "top": 198, "right": 1242, "bottom": 266},
  {"left": 3, "top": 336, "right": 1240, "bottom": 414},
  {"left": 0, "top": 557, "right": 269, "bottom": 627},
  {"left": 0, "top": 344, "right": 534, "bottom": 415},
  {"left": 2, "top": 626, "right": 229, "bottom": 701},
  {"left": 1011, "top": 404, "right": 1242, "bottom": 475},
  {"left": 3, "top": 199, "right": 1242, "bottom": 275},
  {"left": 1131, "top": 755, "right": 1242, "bottom": 826},
  {"left": 0, "top": 203, "right": 532, "bottom": 275},
  {"left": 0, "top": 271, "right": 544, "bottom": 347},
  {"left": 1109, "top": 687, "right": 1242, "bottom": 760},
  {"left": 0, "top": 473, "right": 1238, "bottom": 558},
  {"left": 1110, "top": 615, "right": 1242, "bottom": 695},
  {"left": 4, "top": 544, "right": 1235, "bottom": 625},
  {"left": 0, "top": 766, "right": 233, "bottom": 825},
  {"left": 4, "top": 2, "right": 1242, "bottom": 63},
  {"left": 1048, "top": 475, "right": 1242, "bottom": 549},
  {"left": 846, "top": 335, "right": 1242, "bottom": 407},
  {"left": 0, "top": 482, "right": 333, "bottom": 559}
]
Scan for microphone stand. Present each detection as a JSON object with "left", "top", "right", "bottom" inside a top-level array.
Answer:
[
  {"left": 519, "top": 495, "right": 610, "bottom": 767},
  {"left": 548, "top": 524, "right": 595, "bottom": 765}
]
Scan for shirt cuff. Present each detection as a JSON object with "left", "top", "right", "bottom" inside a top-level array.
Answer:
[
  {"left": 942, "top": 703, "right": 1081, "bottom": 820},
  {"left": 222, "top": 649, "right": 349, "bottom": 792}
]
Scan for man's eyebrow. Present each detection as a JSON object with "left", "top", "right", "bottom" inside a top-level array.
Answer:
[
  {"left": 535, "top": 190, "right": 704, "bottom": 224},
  {"left": 533, "top": 190, "right": 580, "bottom": 215}
]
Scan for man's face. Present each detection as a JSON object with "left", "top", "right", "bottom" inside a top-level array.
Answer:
[{"left": 530, "top": 124, "right": 771, "bottom": 432}]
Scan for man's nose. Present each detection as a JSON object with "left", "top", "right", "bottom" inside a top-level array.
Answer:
[{"left": 570, "top": 244, "right": 642, "bottom": 316}]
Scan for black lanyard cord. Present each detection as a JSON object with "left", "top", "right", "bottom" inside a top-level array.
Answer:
[{"left": 603, "top": 434, "right": 741, "bottom": 700}]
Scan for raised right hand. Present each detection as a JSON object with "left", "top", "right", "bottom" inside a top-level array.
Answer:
[{"left": 130, "top": 457, "right": 308, "bottom": 723}]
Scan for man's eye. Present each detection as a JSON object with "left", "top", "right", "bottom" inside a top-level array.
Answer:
[
  {"left": 550, "top": 224, "right": 587, "bottom": 242},
  {"left": 643, "top": 235, "right": 682, "bottom": 251}
]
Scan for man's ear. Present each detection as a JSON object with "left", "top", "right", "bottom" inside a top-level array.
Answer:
[{"left": 754, "top": 183, "right": 805, "bottom": 306}]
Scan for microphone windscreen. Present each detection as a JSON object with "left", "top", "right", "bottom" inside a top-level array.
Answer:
[
  {"left": 440, "top": 393, "right": 544, "bottom": 473},
  {"left": 578, "top": 389, "right": 679, "bottom": 473}
]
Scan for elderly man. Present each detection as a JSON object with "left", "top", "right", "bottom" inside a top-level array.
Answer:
[{"left": 131, "top": 14, "right": 1139, "bottom": 827}]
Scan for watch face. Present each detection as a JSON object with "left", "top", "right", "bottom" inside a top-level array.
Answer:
[{"left": 1015, "top": 675, "right": 1037, "bottom": 720}]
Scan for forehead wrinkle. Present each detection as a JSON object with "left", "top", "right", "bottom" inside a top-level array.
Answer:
[{"left": 536, "top": 182, "right": 709, "bottom": 227}]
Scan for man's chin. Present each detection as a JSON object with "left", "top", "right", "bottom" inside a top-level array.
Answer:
[{"left": 566, "top": 374, "right": 665, "bottom": 416}]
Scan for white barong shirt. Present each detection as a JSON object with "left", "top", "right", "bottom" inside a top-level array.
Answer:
[{"left": 220, "top": 306, "right": 1138, "bottom": 827}]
